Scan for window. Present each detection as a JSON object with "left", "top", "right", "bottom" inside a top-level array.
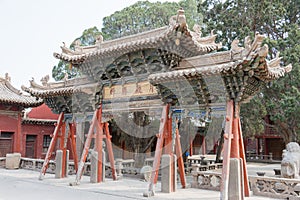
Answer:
[{"left": 43, "top": 135, "right": 51, "bottom": 153}]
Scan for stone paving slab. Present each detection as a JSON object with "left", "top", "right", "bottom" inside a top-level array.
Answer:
[{"left": 0, "top": 166, "right": 279, "bottom": 200}]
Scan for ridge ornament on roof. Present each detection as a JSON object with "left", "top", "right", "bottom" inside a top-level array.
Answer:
[
  {"left": 53, "top": 8, "right": 222, "bottom": 66},
  {"left": 24, "top": 9, "right": 291, "bottom": 117},
  {"left": 0, "top": 73, "right": 43, "bottom": 107}
]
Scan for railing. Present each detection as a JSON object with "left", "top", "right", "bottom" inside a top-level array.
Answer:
[
  {"left": 191, "top": 168, "right": 300, "bottom": 199},
  {"left": 186, "top": 155, "right": 223, "bottom": 173},
  {"left": 0, "top": 157, "right": 5, "bottom": 168},
  {"left": 191, "top": 165, "right": 221, "bottom": 191},
  {"left": 246, "top": 153, "right": 281, "bottom": 163},
  {"left": 249, "top": 176, "right": 300, "bottom": 199},
  {"left": 0, "top": 157, "right": 154, "bottom": 177}
]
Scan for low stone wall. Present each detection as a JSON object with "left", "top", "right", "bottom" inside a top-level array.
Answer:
[
  {"left": 249, "top": 176, "right": 300, "bottom": 199},
  {"left": 0, "top": 156, "right": 155, "bottom": 178},
  {"left": 191, "top": 168, "right": 300, "bottom": 199},
  {"left": 20, "top": 157, "right": 56, "bottom": 173},
  {"left": 0, "top": 157, "right": 5, "bottom": 168},
  {"left": 246, "top": 153, "right": 281, "bottom": 163},
  {"left": 191, "top": 167, "right": 221, "bottom": 191},
  {"left": 11, "top": 157, "right": 145, "bottom": 177}
]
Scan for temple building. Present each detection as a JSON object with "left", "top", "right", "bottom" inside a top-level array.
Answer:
[{"left": 0, "top": 74, "right": 57, "bottom": 158}]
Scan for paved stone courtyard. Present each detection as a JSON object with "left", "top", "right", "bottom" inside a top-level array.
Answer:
[{"left": 0, "top": 163, "right": 280, "bottom": 200}]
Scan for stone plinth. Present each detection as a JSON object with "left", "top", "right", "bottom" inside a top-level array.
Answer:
[
  {"left": 5, "top": 153, "right": 21, "bottom": 169},
  {"left": 228, "top": 158, "right": 243, "bottom": 200},
  {"left": 161, "top": 154, "right": 177, "bottom": 193}
]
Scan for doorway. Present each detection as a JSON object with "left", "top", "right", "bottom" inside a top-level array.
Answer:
[
  {"left": 0, "top": 132, "right": 14, "bottom": 157},
  {"left": 25, "top": 135, "right": 37, "bottom": 158}
]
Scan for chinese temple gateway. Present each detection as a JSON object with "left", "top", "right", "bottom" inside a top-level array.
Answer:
[{"left": 22, "top": 9, "right": 291, "bottom": 199}]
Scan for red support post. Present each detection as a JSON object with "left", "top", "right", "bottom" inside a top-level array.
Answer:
[
  {"left": 39, "top": 113, "right": 79, "bottom": 180},
  {"left": 189, "top": 138, "right": 193, "bottom": 156},
  {"left": 237, "top": 118, "right": 250, "bottom": 197},
  {"left": 95, "top": 108, "right": 103, "bottom": 183},
  {"left": 146, "top": 104, "right": 169, "bottom": 195},
  {"left": 15, "top": 112, "right": 22, "bottom": 154},
  {"left": 175, "top": 126, "right": 186, "bottom": 188},
  {"left": 230, "top": 117, "right": 240, "bottom": 159},
  {"left": 145, "top": 104, "right": 186, "bottom": 196},
  {"left": 220, "top": 100, "right": 234, "bottom": 200},
  {"left": 71, "top": 105, "right": 116, "bottom": 185},
  {"left": 104, "top": 122, "right": 117, "bottom": 180},
  {"left": 39, "top": 112, "right": 64, "bottom": 180},
  {"left": 69, "top": 123, "right": 78, "bottom": 172},
  {"left": 220, "top": 100, "right": 250, "bottom": 199},
  {"left": 73, "top": 109, "right": 98, "bottom": 185}
]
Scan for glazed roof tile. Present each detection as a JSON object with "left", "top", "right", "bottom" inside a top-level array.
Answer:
[
  {"left": 22, "top": 118, "right": 57, "bottom": 125},
  {"left": 149, "top": 34, "right": 292, "bottom": 83},
  {"left": 53, "top": 9, "right": 222, "bottom": 65},
  {"left": 0, "top": 75, "right": 43, "bottom": 107},
  {"left": 21, "top": 76, "right": 96, "bottom": 98}
]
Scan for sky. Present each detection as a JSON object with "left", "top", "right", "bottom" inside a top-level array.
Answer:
[{"left": 0, "top": 0, "right": 179, "bottom": 90}]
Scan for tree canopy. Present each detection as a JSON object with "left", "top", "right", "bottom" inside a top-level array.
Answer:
[
  {"left": 52, "top": 26, "right": 102, "bottom": 81},
  {"left": 198, "top": 0, "right": 300, "bottom": 143},
  {"left": 101, "top": 0, "right": 202, "bottom": 40}
]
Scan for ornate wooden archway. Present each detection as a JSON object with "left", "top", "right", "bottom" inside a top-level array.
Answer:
[{"left": 23, "top": 9, "right": 291, "bottom": 199}]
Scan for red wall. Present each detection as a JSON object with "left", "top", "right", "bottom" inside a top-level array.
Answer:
[
  {"left": 27, "top": 104, "right": 58, "bottom": 120},
  {"left": 22, "top": 123, "right": 55, "bottom": 159},
  {"left": 0, "top": 112, "right": 22, "bottom": 155},
  {"left": 0, "top": 114, "right": 18, "bottom": 133}
]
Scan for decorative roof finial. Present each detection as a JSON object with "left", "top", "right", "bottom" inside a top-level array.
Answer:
[
  {"left": 40, "top": 75, "right": 50, "bottom": 86},
  {"left": 95, "top": 34, "right": 103, "bottom": 46},
  {"left": 176, "top": 7, "right": 186, "bottom": 25},
  {"left": 193, "top": 24, "right": 202, "bottom": 37},
  {"left": 5, "top": 73, "right": 11, "bottom": 82}
]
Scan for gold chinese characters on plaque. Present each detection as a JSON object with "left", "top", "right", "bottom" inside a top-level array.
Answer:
[{"left": 103, "top": 81, "right": 157, "bottom": 99}]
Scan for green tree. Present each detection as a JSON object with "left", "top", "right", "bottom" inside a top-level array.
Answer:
[
  {"left": 198, "top": 0, "right": 300, "bottom": 143},
  {"left": 52, "top": 27, "right": 102, "bottom": 80},
  {"left": 101, "top": 0, "right": 202, "bottom": 40}
]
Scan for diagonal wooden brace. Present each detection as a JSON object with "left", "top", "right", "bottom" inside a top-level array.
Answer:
[
  {"left": 220, "top": 100, "right": 250, "bottom": 199},
  {"left": 70, "top": 105, "right": 116, "bottom": 186},
  {"left": 39, "top": 113, "right": 78, "bottom": 180},
  {"left": 144, "top": 104, "right": 186, "bottom": 197}
]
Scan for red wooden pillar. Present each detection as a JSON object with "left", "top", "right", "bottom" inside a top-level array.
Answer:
[
  {"left": 220, "top": 100, "right": 250, "bottom": 199},
  {"left": 189, "top": 136, "right": 193, "bottom": 156},
  {"left": 39, "top": 113, "right": 64, "bottom": 179},
  {"left": 72, "top": 105, "right": 116, "bottom": 185},
  {"left": 104, "top": 122, "right": 117, "bottom": 180},
  {"left": 201, "top": 136, "right": 206, "bottom": 155},
  {"left": 39, "top": 113, "right": 79, "bottom": 180},
  {"left": 237, "top": 118, "right": 250, "bottom": 197},
  {"left": 149, "top": 104, "right": 169, "bottom": 186},
  {"left": 69, "top": 123, "right": 78, "bottom": 172},
  {"left": 95, "top": 108, "right": 103, "bottom": 183},
  {"left": 175, "top": 124, "right": 186, "bottom": 188},
  {"left": 145, "top": 104, "right": 186, "bottom": 196},
  {"left": 15, "top": 112, "right": 22, "bottom": 154}
]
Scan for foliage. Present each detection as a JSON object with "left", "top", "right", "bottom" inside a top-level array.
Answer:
[
  {"left": 52, "top": 0, "right": 202, "bottom": 80},
  {"left": 199, "top": 0, "right": 300, "bottom": 143},
  {"left": 101, "top": 0, "right": 202, "bottom": 40},
  {"left": 52, "top": 27, "right": 102, "bottom": 81}
]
